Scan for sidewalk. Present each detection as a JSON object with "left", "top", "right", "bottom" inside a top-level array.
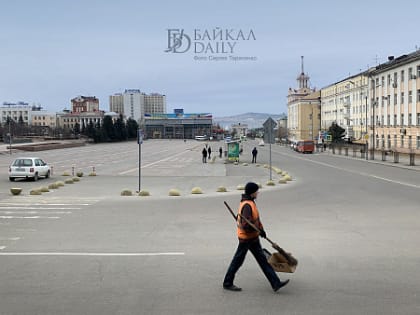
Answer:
[{"left": 321, "top": 146, "right": 420, "bottom": 172}]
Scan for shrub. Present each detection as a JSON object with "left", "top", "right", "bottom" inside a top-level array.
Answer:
[
  {"left": 138, "top": 190, "right": 150, "bottom": 197},
  {"left": 72, "top": 177, "right": 80, "bottom": 182},
  {"left": 64, "top": 178, "right": 74, "bottom": 184},
  {"left": 62, "top": 171, "right": 70, "bottom": 176},
  {"left": 40, "top": 186, "right": 50, "bottom": 192},
  {"left": 266, "top": 180, "right": 275, "bottom": 186},
  {"left": 76, "top": 172, "right": 83, "bottom": 177}
]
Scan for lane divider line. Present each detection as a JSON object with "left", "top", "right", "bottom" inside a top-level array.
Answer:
[{"left": 0, "top": 252, "right": 185, "bottom": 256}]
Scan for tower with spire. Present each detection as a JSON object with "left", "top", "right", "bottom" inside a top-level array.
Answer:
[{"left": 287, "top": 56, "right": 320, "bottom": 142}]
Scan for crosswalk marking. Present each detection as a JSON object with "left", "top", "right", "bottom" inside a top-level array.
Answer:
[
  {"left": 0, "top": 207, "right": 80, "bottom": 210},
  {"left": 0, "top": 246, "right": 6, "bottom": 250},
  {"left": 0, "top": 237, "right": 20, "bottom": 241}
]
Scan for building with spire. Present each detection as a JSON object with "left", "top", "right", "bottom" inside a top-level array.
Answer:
[{"left": 287, "top": 56, "right": 320, "bottom": 141}]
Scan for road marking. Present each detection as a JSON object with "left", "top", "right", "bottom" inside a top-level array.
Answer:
[
  {"left": 0, "top": 211, "right": 71, "bottom": 215},
  {"left": 0, "top": 216, "right": 60, "bottom": 219},
  {"left": 275, "top": 149, "right": 420, "bottom": 189},
  {"left": 119, "top": 150, "right": 190, "bottom": 175},
  {"left": 0, "top": 203, "right": 90, "bottom": 206},
  {"left": 0, "top": 246, "right": 6, "bottom": 250},
  {"left": 0, "top": 237, "right": 20, "bottom": 241},
  {"left": 0, "top": 252, "right": 185, "bottom": 256},
  {"left": 0, "top": 207, "right": 79, "bottom": 210}
]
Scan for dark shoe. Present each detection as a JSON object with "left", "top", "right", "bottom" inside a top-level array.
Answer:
[
  {"left": 274, "top": 279, "right": 290, "bottom": 292},
  {"left": 223, "top": 284, "right": 242, "bottom": 292}
]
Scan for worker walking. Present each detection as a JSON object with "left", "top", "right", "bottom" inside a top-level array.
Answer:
[{"left": 222, "top": 182, "right": 289, "bottom": 292}]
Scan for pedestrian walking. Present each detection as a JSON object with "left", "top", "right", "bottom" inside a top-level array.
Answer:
[
  {"left": 207, "top": 146, "right": 212, "bottom": 159},
  {"left": 219, "top": 147, "right": 223, "bottom": 158},
  {"left": 252, "top": 147, "right": 258, "bottom": 163},
  {"left": 202, "top": 147, "right": 208, "bottom": 163},
  {"left": 222, "top": 182, "right": 289, "bottom": 292}
]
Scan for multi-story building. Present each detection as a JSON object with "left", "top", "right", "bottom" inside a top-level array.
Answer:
[
  {"left": 368, "top": 51, "right": 420, "bottom": 151},
  {"left": 144, "top": 93, "right": 166, "bottom": 115},
  {"left": 109, "top": 93, "right": 124, "bottom": 114},
  {"left": 31, "top": 112, "right": 57, "bottom": 128},
  {"left": 0, "top": 101, "right": 32, "bottom": 125},
  {"left": 110, "top": 90, "right": 166, "bottom": 123},
  {"left": 71, "top": 96, "right": 99, "bottom": 113},
  {"left": 320, "top": 74, "right": 369, "bottom": 141},
  {"left": 287, "top": 57, "right": 318, "bottom": 141}
]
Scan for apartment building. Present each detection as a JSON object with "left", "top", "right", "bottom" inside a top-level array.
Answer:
[
  {"left": 320, "top": 74, "right": 368, "bottom": 141},
  {"left": 110, "top": 90, "right": 166, "bottom": 123},
  {"left": 368, "top": 51, "right": 420, "bottom": 151}
]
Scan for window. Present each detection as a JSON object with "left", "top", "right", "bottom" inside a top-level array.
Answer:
[
  {"left": 417, "top": 136, "right": 420, "bottom": 149},
  {"left": 381, "top": 76, "right": 385, "bottom": 86},
  {"left": 387, "top": 115, "right": 390, "bottom": 125},
  {"left": 408, "top": 67, "right": 413, "bottom": 79},
  {"left": 387, "top": 74, "right": 391, "bottom": 85},
  {"left": 394, "top": 72, "right": 397, "bottom": 83},
  {"left": 394, "top": 93, "right": 397, "bottom": 105},
  {"left": 417, "top": 65, "right": 420, "bottom": 78},
  {"left": 409, "top": 91, "right": 413, "bottom": 103},
  {"left": 418, "top": 89, "right": 420, "bottom": 102},
  {"left": 408, "top": 136, "right": 412, "bottom": 149},
  {"left": 401, "top": 114, "right": 404, "bottom": 126},
  {"left": 401, "top": 92, "right": 404, "bottom": 104},
  {"left": 387, "top": 135, "right": 391, "bottom": 149},
  {"left": 401, "top": 70, "right": 405, "bottom": 82},
  {"left": 408, "top": 113, "right": 412, "bottom": 126},
  {"left": 417, "top": 113, "right": 420, "bottom": 125}
]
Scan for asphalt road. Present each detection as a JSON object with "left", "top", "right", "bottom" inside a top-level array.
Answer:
[{"left": 1, "top": 140, "right": 420, "bottom": 315}]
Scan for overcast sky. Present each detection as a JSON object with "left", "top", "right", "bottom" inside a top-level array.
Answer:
[{"left": 1, "top": 0, "right": 419, "bottom": 117}]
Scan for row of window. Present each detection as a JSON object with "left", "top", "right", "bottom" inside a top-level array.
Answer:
[
  {"left": 375, "top": 65, "right": 420, "bottom": 87},
  {"left": 373, "top": 113, "right": 420, "bottom": 126}
]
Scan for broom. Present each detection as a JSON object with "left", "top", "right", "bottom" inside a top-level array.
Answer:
[{"left": 224, "top": 201, "right": 298, "bottom": 266}]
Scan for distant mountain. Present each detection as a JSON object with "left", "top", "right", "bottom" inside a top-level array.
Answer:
[{"left": 213, "top": 112, "right": 286, "bottom": 129}]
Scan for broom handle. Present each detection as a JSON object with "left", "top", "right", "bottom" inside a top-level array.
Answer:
[{"left": 223, "top": 201, "right": 293, "bottom": 265}]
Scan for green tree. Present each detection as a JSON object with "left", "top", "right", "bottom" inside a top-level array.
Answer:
[
  {"left": 102, "top": 116, "right": 115, "bottom": 141},
  {"left": 126, "top": 118, "right": 139, "bottom": 139},
  {"left": 328, "top": 122, "right": 345, "bottom": 142},
  {"left": 114, "top": 114, "right": 128, "bottom": 141}
]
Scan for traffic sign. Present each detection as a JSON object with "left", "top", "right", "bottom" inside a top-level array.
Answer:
[{"left": 263, "top": 117, "right": 277, "bottom": 144}]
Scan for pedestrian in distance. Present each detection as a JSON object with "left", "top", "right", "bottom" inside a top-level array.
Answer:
[
  {"left": 219, "top": 147, "right": 223, "bottom": 158},
  {"left": 223, "top": 182, "right": 289, "bottom": 292},
  {"left": 202, "top": 147, "right": 208, "bottom": 163},
  {"left": 207, "top": 146, "right": 212, "bottom": 159},
  {"left": 252, "top": 147, "right": 258, "bottom": 163}
]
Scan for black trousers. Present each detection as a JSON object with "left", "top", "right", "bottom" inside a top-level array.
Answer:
[{"left": 223, "top": 238, "right": 281, "bottom": 289}]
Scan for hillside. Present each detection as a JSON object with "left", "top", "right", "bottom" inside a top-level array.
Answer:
[{"left": 213, "top": 112, "right": 286, "bottom": 129}]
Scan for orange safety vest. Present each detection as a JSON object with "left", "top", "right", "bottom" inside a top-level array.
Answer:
[{"left": 236, "top": 200, "right": 262, "bottom": 240}]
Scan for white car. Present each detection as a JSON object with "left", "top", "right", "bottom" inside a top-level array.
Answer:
[{"left": 8, "top": 157, "right": 51, "bottom": 181}]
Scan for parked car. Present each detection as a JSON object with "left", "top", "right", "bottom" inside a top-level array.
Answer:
[{"left": 8, "top": 157, "right": 51, "bottom": 181}]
